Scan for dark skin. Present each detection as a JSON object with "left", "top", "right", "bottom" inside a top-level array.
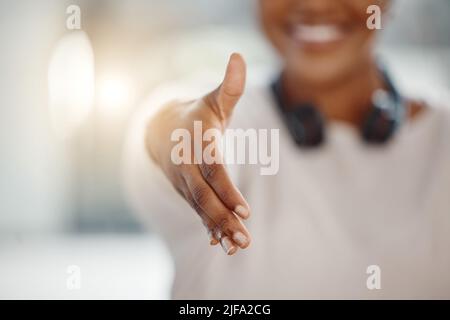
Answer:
[
  {"left": 146, "top": 0, "right": 423, "bottom": 256},
  {"left": 259, "top": 0, "right": 423, "bottom": 123}
]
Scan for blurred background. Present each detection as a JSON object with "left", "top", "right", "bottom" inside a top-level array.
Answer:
[{"left": 0, "top": 0, "right": 449, "bottom": 299}]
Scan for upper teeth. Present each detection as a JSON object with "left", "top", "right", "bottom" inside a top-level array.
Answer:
[{"left": 294, "top": 25, "right": 343, "bottom": 43}]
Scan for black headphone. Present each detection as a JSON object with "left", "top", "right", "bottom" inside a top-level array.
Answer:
[{"left": 271, "top": 68, "right": 406, "bottom": 148}]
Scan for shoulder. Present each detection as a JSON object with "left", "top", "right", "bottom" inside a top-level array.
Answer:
[
  {"left": 405, "top": 94, "right": 450, "bottom": 158},
  {"left": 411, "top": 93, "right": 450, "bottom": 131}
]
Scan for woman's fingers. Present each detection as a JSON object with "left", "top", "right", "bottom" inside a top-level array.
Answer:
[
  {"left": 202, "top": 217, "right": 220, "bottom": 246},
  {"left": 178, "top": 181, "right": 220, "bottom": 246},
  {"left": 220, "top": 236, "right": 238, "bottom": 255},
  {"left": 185, "top": 193, "right": 239, "bottom": 255},
  {"left": 198, "top": 162, "right": 250, "bottom": 219},
  {"left": 210, "top": 222, "right": 238, "bottom": 255},
  {"left": 181, "top": 166, "right": 251, "bottom": 250}
]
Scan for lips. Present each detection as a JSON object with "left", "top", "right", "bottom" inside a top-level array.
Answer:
[{"left": 291, "top": 24, "right": 347, "bottom": 45}]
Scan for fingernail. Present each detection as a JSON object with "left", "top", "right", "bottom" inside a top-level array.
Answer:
[
  {"left": 220, "top": 236, "right": 237, "bottom": 255},
  {"left": 214, "top": 228, "right": 223, "bottom": 240},
  {"left": 232, "top": 231, "right": 249, "bottom": 248},
  {"left": 234, "top": 205, "right": 249, "bottom": 219},
  {"left": 207, "top": 231, "right": 218, "bottom": 245}
]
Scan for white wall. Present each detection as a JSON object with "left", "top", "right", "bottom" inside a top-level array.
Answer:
[{"left": 0, "top": 0, "right": 71, "bottom": 233}]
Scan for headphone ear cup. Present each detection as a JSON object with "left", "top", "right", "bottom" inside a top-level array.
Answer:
[
  {"left": 286, "top": 105, "right": 325, "bottom": 147},
  {"left": 362, "top": 107, "right": 397, "bottom": 144}
]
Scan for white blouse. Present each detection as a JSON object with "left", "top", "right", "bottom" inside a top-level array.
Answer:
[{"left": 123, "top": 82, "right": 450, "bottom": 299}]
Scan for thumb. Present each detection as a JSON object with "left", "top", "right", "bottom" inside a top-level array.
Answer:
[{"left": 208, "top": 53, "right": 246, "bottom": 121}]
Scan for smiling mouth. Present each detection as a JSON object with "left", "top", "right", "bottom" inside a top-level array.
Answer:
[{"left": 290, "top": 24, "right": 347, "bottom": 46}]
